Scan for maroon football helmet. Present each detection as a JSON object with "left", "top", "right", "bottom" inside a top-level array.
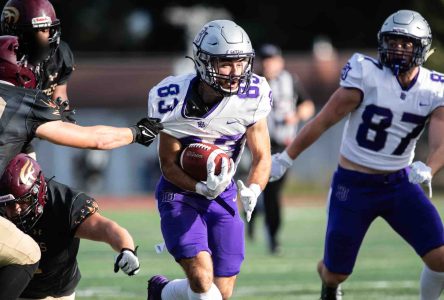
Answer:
[
  {"left": 0, "top": 35, "right": 36, "bottom": 88},
  {"left": 0, "top": 154, "right": 47, "bottom": 232},
  {"left": 1, "top": 0, "right": 61, "bottom": 64}
]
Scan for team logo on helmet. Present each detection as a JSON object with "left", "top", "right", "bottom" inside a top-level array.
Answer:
[
  {"left": 20, "top": 160, "right": 36, "bottom": 186},
  {"left": 193, "top": 26, "right": 208, "bottom": 48},
  {"left": 1, "top": 6, "right": 19, "bottom": 24}
]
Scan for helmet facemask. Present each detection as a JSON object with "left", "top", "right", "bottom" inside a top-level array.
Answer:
[
  {"left": 5, "top": 171, "right": 46, "bottom": 233},
  {"left": 377, "top": 10, "right": 432, "bottom": 75},
  {"left": 18, "top": 22, "right": 61, "bottom": 65},
  {"left": 378, "top": 33, "right": 424, "bottom": 74},
  {"left": 196, "top": 51, "right": 254, "bottom": 96}
]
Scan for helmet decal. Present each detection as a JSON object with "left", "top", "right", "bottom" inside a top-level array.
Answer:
[
  {"left": 20, "top": 159, "right": 37, "bottom": 186},
  {"left": 2, "top": 6, "right": 19, "bottom": 25}
]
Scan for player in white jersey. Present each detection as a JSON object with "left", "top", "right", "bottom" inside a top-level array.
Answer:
[
  {"left": 270, "top": 10, "right": 444, "bottom": 300},
  {"left": 146, "top": 20, "right": 272, "bottom": 300}
]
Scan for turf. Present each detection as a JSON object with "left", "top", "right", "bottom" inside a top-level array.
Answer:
[{"left": 75, "top": 196, "right": 444, "bottom": 299}]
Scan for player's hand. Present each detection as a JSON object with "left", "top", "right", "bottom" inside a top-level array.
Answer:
[
  {"left": 409, "top": 161, "right": 433, "bottom": 197},
  {"left": 54, "top": 97, "right": 76, "bottom": 123},
  {"left": 237, "top": 180, "right": 261, "bottom": 222},
  {"left": 409, "top": 161, "right": 432, "bottom": 184},
  {"left": 132, "top": 118, "right": 163, "bottom": 147},
  {"left": 195, "top": 158, "right": 235, "bottom": 199},
  {"left": 114, "top": 246, "right": 140, "bottom": 276},
  {"left": 269, "top": 151, "right": 293, "bottom": 182}
]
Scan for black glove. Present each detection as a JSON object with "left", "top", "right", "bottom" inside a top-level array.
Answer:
[
  {"left": 131, "top": 117, "right": 163, "bottom": 147},
  {"left": 55, "top": 97, "right": 77, "bottom": 124}
]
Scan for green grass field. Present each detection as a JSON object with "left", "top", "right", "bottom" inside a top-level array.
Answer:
[{"left": 75, "top": 194, "right": 444, "bottom": 300}]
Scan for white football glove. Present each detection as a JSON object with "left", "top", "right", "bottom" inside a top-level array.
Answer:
[
  {"left": 237, "top": 180, "right": 261, "bottom": 222},
  {"left": 195, "top": 157, "right": 235, "bottom": 200},
  {"left": 408, "top": 161, "right": 432, "bottom": 198},
  {"left": 269, "top": 151, "right": 293, "bottom": 182},
  {"left": 114, "top": 246, "right": 140, "bottom": 276}
]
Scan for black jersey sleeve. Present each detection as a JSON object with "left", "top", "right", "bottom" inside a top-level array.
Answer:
[
  {"left": 46, "top": 180, "right": 99, "bottom": 234},
  {"left": 27, "top": 91, "right": 62, "bottom": 134},
  {"left": 56, "top": 41, "right": 75, "bottom": 85},
  {"left": 69, "top": 193, "right": 99, "bottom": 232}
]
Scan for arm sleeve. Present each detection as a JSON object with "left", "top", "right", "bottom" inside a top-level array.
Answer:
[
  {"left": 252, "top": 79, "right": 273, "bottom": 123},
  {"left": 339, "top": 53, "right": 364, "bottom": 92}
]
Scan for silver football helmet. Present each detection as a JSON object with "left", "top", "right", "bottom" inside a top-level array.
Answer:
[
  {"left": 377, "top": 10, "right": 432, "bottom": 74},
  {"left": 192, "top": 20, "right": 254, "bottom": 95}
]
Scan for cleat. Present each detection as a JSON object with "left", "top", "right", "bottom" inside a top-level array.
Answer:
[
  {"left": 147, "top": 275, "right": 169, "bottom": 300},
  {"left": 320, "top": 283, "right": 344, "bottom": 300}
]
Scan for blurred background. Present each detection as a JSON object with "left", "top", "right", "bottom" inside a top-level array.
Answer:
[{"left": 6, "top": 0, "right": 444, "bottom": 195}]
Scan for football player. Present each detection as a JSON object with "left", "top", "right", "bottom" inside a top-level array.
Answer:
[
  {"left": 0, "top": 34, "right": 161, "bottom": 299},
  {"left": 0, "top": 35, "right": 162, "bottom": 174},
  {"left": 1, "top": 0, "right": 73, "bottom": 100},
  {"left": 270, "top": 10, "right": 444, "bottom": 300},
  {"left": 146, "top": 20, "right": 272, "bottom": 300},
  {"left": 2, "top": 0, "right": 76, "bottom": 158},
  {"left": 0, "top": 154, "right": 140, "bottom": 299}
]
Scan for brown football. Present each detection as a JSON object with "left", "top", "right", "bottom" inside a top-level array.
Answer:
[{"left": 180, "top": 143, "right": 230, "bottom": 181}]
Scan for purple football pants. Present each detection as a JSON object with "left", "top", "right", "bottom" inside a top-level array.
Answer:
[
  {"left": 155, "top": 176, "right": 245, "bottom": 277},
  {"left": 324, "top": 166, "right": 444, "bottom": 275}
]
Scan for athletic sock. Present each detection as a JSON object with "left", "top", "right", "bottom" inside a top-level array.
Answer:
[
  {"left": 420, "top": 265, "right": 444, "bottom": 300},
  {"left": 161, "top": 279, "right": 189, "bottom": 300},
  {"left": 187, "top": 283, "right": 222, "bottom": 300}
]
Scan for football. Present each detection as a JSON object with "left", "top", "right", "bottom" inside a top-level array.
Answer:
[{"left": 180, "top": 143, "right": 230, "bottom": 181}]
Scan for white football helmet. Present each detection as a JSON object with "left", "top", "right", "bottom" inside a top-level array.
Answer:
[
  {"left": 192, "top": 20, "right": 255, "bottom": 95},
  {"left": 377, "top": 10, "right": 432, "bottom": 74}
]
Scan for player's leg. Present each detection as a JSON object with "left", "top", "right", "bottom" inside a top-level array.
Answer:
[
  {"left": 207, "top": 184, "right": 244, "bottom": 299},
  {"left": 0, "top": 216, "right": 41, "bottom": 300},
  {"left": 383, "top": 178, "right": 444, "bottom": 300},
  {"left": 149, "top": 184, "right": 223, "bottom": 300},
  {"left": 319, "top": 167, "right": 379, "bottom": 299}
]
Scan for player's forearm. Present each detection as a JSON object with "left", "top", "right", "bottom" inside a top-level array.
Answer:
[
  {"left": 104, "top": 222, "right": 135, "bottom": 252},
  {"left": 89, "top": 126, "right": 134, "bottom": 150},
  {"left": 247, "top": 154, "right": 271, "bottom": 190},
  {"left": 36, "top": 122, "right": 134, "bottom": 149}
]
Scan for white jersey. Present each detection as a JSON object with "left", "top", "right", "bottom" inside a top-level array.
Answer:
[
  {"left": 147, "top": 73, "right": 272, "bottom": 167},
  {"left": 340, "top": 53, "right": 444, "bottom": 171}
]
